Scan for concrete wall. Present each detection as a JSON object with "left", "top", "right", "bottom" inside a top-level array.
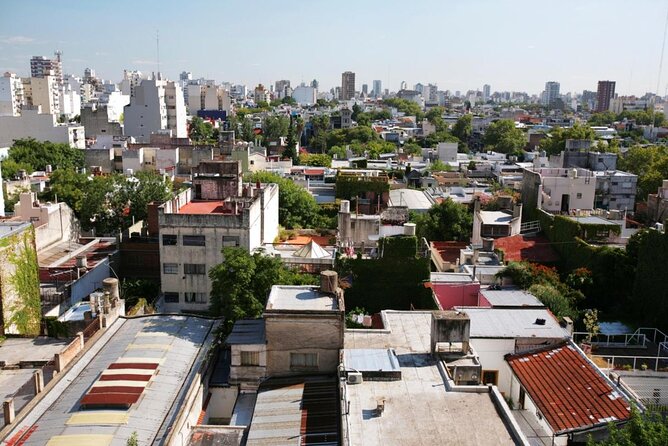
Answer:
[
  {"left": 265, "top": 314, "right": 343, "bottom": 377},
  {"left": 433, "top": 283, "right": 480, "bottom": 310},
  {"left": 208, "top": 387, "right": 238, "bottom": 422},
  {"left": 70, "top": 257, "right": 110, "bottom": 305},
  {"left": 229, "top": 344, "right": 267, "bottom": 384},
  {"left": 84, "top": 148, "right": 115, "bottom": 173},
  {"left": 81, "top": 107, "right": 123, "bottom": 139},
  {"left": 0, "top": 109, "right": 84, "bottom": 149},
  {"left": 469, "top": 338, "right": 516, "bottom": 395}
]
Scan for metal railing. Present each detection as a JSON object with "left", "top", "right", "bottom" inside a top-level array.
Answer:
[
  {"left": 573, "top": 331, "right": 647, "bottom": 348},
  {"left": 634, "top": 327, "right": 668, "bottom": 345},
  {"left": 595, "top": 354, "right": 668, "bottom": 372}
]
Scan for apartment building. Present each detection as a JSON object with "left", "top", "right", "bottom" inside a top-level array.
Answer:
[{"left": 158, "top": 160, "right": 279, "bottom": 312}]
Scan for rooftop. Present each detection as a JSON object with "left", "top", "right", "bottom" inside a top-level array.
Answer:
[
  {"left": 506, "top": 341, "right": 632, "bottom": 434},
  {"left": 479, "top": 210, "right": 514, "bottom": 225},
  {"left": 388, "top": 189, "right": 433, "bottom": 211},
  {"left": 176, "top": 200, "right": 237, "bottom": 215},
  {"left": 13, "top": 315, "right": 215, "bottom": 446},
  {"left": 0, "top": 221, "right": 31, "bottom": 239},
  {"left": 343, "top": 311, "right": 516, "bottom": 446},
  {"left": 246, "top": 377, "right": 339, "bottom": 446},
  {"left": 456, "top": 307, "right": 570, "bottom": 339},
  {"left": 564, "top": 215, "right": 620, "bottom": 226},
  {"left": 478, "top": 287, "right": 545, "bottom": 308},
  {"left": 494, "top": 234, "right": 560, "bottom": 263},
  {"left": 225, "top": 319, "right": 266, "bottom": 345},
  {"left": 266, "top": 285, "right": 339, "bottom": 312}
]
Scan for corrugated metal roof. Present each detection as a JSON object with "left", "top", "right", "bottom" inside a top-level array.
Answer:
[
  {"left": 343, "top": 349, "right": 401, "bottom": 373},
  {"left": 506, "top": 341, "right": 631, "bottom": 434},
  {"left": 225, "top": 319, "right": 266, "bottom": 345},
  {"left": 479, "top": 287, "right": 544, "bottom": 308}
]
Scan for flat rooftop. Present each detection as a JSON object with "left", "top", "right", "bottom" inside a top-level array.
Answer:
[
  {"left": 0, "top": 221, "right": 31, "bottom": 238},
  {"left": 14, "top": 315, "right": 215, "bottom": 446},
  {"left": 343, "top": 311, "right": 515, "bottom": 446},
  {"left": 457, "top": 307, "right": 570, "bottom": 339},
  {"left": 0, "top": 337, "right": 72, "bottom": 365},
  {"left": 176, "top": 200, "right": 236, "bottom": 215},
  {"left": 479, "top": 287, "right": 544, "bottom": 308},
  {"left": 564, "top": 215, "right": 620, "bottom": 226},
  {"left": 479, "top": 210, "right": 514, "bottom": 225},
  {"left": 266, "top": 286, "right": 338, "bottom": 312}
]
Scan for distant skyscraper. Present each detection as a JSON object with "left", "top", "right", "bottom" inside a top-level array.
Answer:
[
  {"left": 341, "top": 71, "right": 355, "bottom": 100},
  {"left": 311, "top": 79, "right": 319, "bottom": 89},
  {"left": 373, "top": 80, "right": 382, "bottom": 98},
  {"left": 483, "top": 84, "right": 491, "bottom": 102},
  {"left": 275, "top": 80, "right": 291, "bottom": 99},
  {"left": 362, "top": 84, "right": 368, "bottom": 95},
  {"left": 543, "top": 81, "right": 560, "bottom": 107},
  {"left": 595, "top": 80, "right": 616, "bottom": 113},
  {"left": 179, "top": 71, "right": 192, "bottom": 82},
  {"left": 30, "top": 52, "right": 63, "bottom": 86}
]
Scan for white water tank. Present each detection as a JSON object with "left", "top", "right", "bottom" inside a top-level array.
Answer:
[{"left": 403, "top": 223, "right": 416, "bottom": 236}]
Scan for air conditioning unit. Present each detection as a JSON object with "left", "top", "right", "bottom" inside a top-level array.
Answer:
[{"left": 347, "top": 372, "right": 363, "bottom": 385}]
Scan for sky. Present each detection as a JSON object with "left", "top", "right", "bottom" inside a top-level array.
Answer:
[{"left": 1, "top": 0, "right": 667, "bottom": 96}]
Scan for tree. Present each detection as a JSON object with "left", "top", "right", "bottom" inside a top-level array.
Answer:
[
  {"left": 414, "top": 198, "right": 472, "bottom": 241},
  {"left": 281, "top": 96, "right": 297, "bottom": 106},
  {"left": 540, "top": 123, "right": 596, "bottom": 156},
  {"left": 299, "top": 153, "right": 332, "bottom": 167},
  {"left": 452, "top": 114, "right": 473, "bottom": 142},
  {"left": 188, "top": 116, "right": 216, "bottom": 144},
  {"left": 247, "top": 171, "right": 321, "bottom": 228},
  {"left": 283, "top": 116, "right": 299, "bottom": 164},
  {"left": 1, "top": 138, "right": 84, "bottom": 178},
  {"left": 209, "top": 248, "right": 317, "bottom": 332},
  {"left": 383, "top": 98, "right": 424, "bottom": 120},
  {"left": 403, "top": 142, "right": 422, "bottom": 156},
  {"left": 262, "top": 115, "right": 290, "bottom": 144},
  {"left": 123, "top": 171, "right": 172, "bottom": 223},
  {"left": 425, "top": 107, "right": 446, "bottom": 131},
  {"left": 42, "top": 168, "right": 88, "bottom": 213},
  {"left": 588, "top": 407, "right": 668, "bottom": 446},
  {"left": 423, "top": 130, "right": 460, "bottom": 148},
  {"left": 483, "top": 119, "right": 526, "bottom": 154},
  {"left": 618, "top": 145, "right": 668, "bottom": 200},
  {"left": 309, "top": 114, "right": 330, "bottom": 153}
]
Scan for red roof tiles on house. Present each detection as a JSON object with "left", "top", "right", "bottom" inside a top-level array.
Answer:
[
  {"left": 506, "top": 342, "right": 631, "bottom": 434},
  {"left": 494, "top": 234, "right": 559, "bottom": 263}
]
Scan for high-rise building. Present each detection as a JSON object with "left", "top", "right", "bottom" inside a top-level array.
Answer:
[
  {"left": 0, "top": 72, "right": 24, "bottom": 117},
  {"left": 483, "top": 84, "right": 491, "bottom": 102},
  {"left": 179, "top": 71, "right": 192, "bottom": 82},
  {"left": 373, "top": 79, "right": 382, "bottom": 98},
  {"left": 542, "top": 81, "right": 560, "bottom": 107},
  {"left": 22, "top": 76, "right": 60, "bottom": 115},
  {"left": 425, "top": 84, "right": 438, "bottom": 102},
  {"left": 274, "top": 80, "right": 291, "bottom": 99},
  {"left": 30, "top": 52, "right": 63, "bottom": 86},
  {"left": 311, "top": 79, "right": 319, "bottom": 89},
  {"left": 362, "top": 84, "right": 368, "bottom": 96},
  {"left": 341, "top": 71, "right": 355, "bottom": 100},
  {"left": 595, "top": 80, "right": 616, "bottom": 113},
  {"left": 123, "top": 79, "right": 187, "bottom": 143}
]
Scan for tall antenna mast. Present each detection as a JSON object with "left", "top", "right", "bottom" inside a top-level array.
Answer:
[{"left": 156, "top": 29, "right": 161, "bottom": 79}]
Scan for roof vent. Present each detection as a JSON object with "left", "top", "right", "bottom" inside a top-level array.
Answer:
[{"left": 535, "top": 318, "right": 546, "bottom": 325}]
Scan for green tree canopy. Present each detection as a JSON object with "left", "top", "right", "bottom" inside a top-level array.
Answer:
[
  {"left": 2, "top": 138, "right": 84, "bottom": 179},
  {"left": 539, "top": 123, "right": 597, "bottom": 156},
  {"left": 299, "top": 153, "right": 332, "bottom": 167},
  {"left": 414, "top": 198, "right": 472, "bottom": 241},
  {"left": 483, "top": 119, "right": 526, "bottom": 154},
  {"left": 452, "top": 114, "right": 473, "bottom": 142},
  {"left": 188, "top": 117, "right": 218, "bottom": 145},
  {"left": 247, "top": 171, "right": 325, "bottom": 228},
  {"left": 588, "top": 407, "right": 668, "bottom": 446},
  {"left": 618, "top": 145, "right": 668, "bottom": 200},
  {"left": 209, "top": 248, "right": 317, "bottom": 332},
  {"left": 383, "top": 98, "right": 424, "bottom": 120},
  {"left": 262, "top": 115, "right": 290, "bottom": 143}
]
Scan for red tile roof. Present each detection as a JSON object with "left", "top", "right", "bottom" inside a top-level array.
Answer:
[
  {"left": 494, "top": 234, "right": 559, "bottom": 263},
  {"left": 506, "top": 342, "right": 631, "bottom": 434},
  {"left": 177, "top": 200, "right": 234, "bottom": 215}
]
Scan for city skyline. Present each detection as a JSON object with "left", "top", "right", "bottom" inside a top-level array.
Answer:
[{"left": 1, "top": 0, "right": 667, "bottom": 96}]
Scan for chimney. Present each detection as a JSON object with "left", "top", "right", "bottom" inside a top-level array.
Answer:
[
  {"left": 147, "top": 202, "right": 160, "bottom": 236},
  {"left": 474, "top": 197, "right": 481, "bottom": 214},
  {"left": 430, "top": 311, "right": 470, "bottom": 355},
  {"left": 320, "top": 270, "right": 338, "bottom": 294}
]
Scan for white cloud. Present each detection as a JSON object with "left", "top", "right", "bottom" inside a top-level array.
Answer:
[{"left": 0, "top": 36, "right": 36, "bottom": 44}]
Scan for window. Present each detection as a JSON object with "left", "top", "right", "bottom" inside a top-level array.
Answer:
[
  {"left": 482, "top": 370, "right": 499, "bottom": 386},
  {"left": 576, "top": 193, "right": 582, "bottom": 199},
  {"left": 184, "top": 263, "right": 206, "bottom": 275},
  {"left": 162, "top": 234, "right": 177, "bottom": 246},
  {"left": 184, "top": 292, "right": 208, "bottom": 303},
  {"left": 240, "top": 351, "right": 260, "bottom": 366},
  {"left": 222, "top": 236, "right": 240, "bottom": 247},
  {"left": 183, "top": 235, "right": 206, "bottom": 246},
  {"left": 163, "top": 263, "right": 178, "bottom": 274},
  {"left": 164, "top": 292, "right": 179, "bottom": 303},
  {"left": 290, "top": 352, "right": 318, "bottom": 370}
]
